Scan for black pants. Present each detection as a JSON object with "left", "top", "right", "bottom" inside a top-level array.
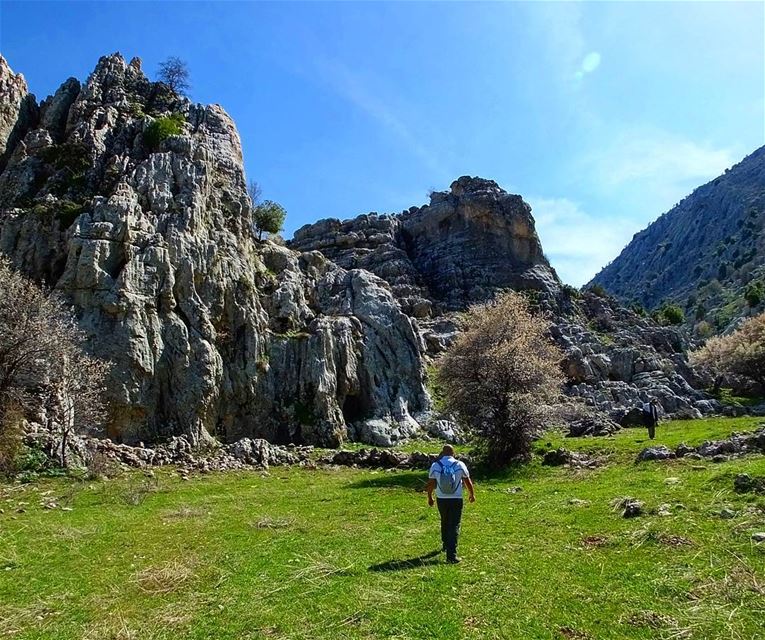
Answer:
[{"left": 437, "top": 498, "right": 463, "bottom": 560}]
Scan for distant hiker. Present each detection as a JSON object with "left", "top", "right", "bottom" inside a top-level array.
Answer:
[
  {"left": 642, "top": 398, "right": 660, "bottom": 439},
  {"left": 426, "top": 445, "right": 475, "bottom": 564}
]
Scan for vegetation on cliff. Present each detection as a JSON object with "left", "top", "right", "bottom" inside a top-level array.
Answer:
[
  {"left": 690, "top": 312, "right": 765, "bottom": 390},
  {"left": 0, "top": 259, "right": 110, "bottom": 476}
]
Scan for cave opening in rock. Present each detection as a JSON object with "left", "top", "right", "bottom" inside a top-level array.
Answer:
[{"left": 342, "top": 394, "right": 366, "bottom": 424}]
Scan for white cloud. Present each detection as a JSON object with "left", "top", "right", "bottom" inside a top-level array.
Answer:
[
  {"left": 529, "top": 196, "right": 636, "bottom": 287},
  {"left": 589, "top": 129, "right": 736, "bottom": 189},
  {"left": 582, "top": 128, "right": 739, "bottom": 219}
]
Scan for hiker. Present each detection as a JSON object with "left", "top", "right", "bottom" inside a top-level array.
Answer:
[
  {"left": 641, "top": 398, "right": 660, "bottom": 439},
  {"left": 426, "top": 445, "right": 475, "bottom": 564}
]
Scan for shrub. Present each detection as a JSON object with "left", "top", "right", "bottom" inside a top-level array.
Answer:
[
  {"left": 690, "top": 312, "right": 765, "bottom": 389},
  {"left": 586, "top": 283, "right": 608, "bottom": 298},
  {"left": 629, "top": 302, "right": 646, "bottom": 317},
  {"left": 658, "top": 304, "right": 684, "bottom": 326},
  {"left": 436, "top": 291, "right": 564, "bottom": 466},
  {"left": 561, "top": 284, "right": 581, "bottom": 299},
  {"left": 745, "top": 282, "right": 763, "bottom": 308},
  {"left": 144, "top": 113, "right": 185, "bottom": 150},
  {"left": 0, "top": 403, "right": 24, "bottom": 478},
  {"left": 694, "top": 320, "right": 714, "bottom": 339},
  {"left": 253, "top": 200, "right": 287, "bottom": 241},
  {"left": 86, "top": 451, "right": 122, "bottom": 480}
]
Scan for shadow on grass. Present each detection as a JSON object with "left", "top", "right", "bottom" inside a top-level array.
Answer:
[
  {"left": 368, "top": 550, "right": 441, "bottom": 572},
  {"left": 347, "top": 472, "right": 425, "bottom": 491},
  {"left": 346, "top": 463, "right": 535, "bottom": 491}
]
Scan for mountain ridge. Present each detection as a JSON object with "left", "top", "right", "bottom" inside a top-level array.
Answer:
[{"left": 590, "top": 146, "right": 765, "bottom": 332}]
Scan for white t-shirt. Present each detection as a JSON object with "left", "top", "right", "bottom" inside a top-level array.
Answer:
[{"left": 428, "top": 456, "right": 470, "bottom": 499}]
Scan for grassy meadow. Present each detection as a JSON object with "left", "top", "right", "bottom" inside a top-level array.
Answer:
[{"left": 2, "top": 416, "right": 765, "bottom": 639}]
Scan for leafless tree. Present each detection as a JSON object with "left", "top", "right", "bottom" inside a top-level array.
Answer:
[
  {"left": 157, "top": 56, "right": 191, "bottom": 96},
  {"left": 248, "top": 180, "right": 262, "bottom": 206},
  {"left": 436, "top": 291, "right": 564, "bottom": 466},
  {"left": 0, "top": 259, "right": 111, "bottom": 469}
]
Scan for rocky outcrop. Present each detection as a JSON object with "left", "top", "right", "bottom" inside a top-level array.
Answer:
[
  {"left": 0, "top": 55, "right": 38, "bottom": 171},
  {"left": 0, "top": 53, "right": 428, "bottom": 447},
  {"left": 551, "top": 291, "right": 717, "bottom": 423},
  {"left": 0, "top": 53, "right": 720, "bottom": 451},
  {"left": 320, "top": 448, "right": 443, "bottom": 470},
  {"left": 590, "top": 146, "right": 765, "bottom": 330},
  {"left": 291, "top": 176, "right": 560, "bottom": 317},
  {"left": 24, "top": 427, "right": 313, "bottom": 473},
  {"left": 291, "top": 185, "right": 715, "bottom": 425}
]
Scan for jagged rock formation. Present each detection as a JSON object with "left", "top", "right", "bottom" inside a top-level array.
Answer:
[
  {"left": 291, "top": 176, "right": 560, "bottom": 317},
  {"left": 590, "top": 147, "right": 765, "bottom": 331},
  {"left": 555, "top": 292, "right": 715, "bottom": 422},
  {"left": 0, "top": 53, "right": 428, "bottom": 447},
  {"left": 291, "top": 184, "right": 717, "bottom": 425},
  {"left": 0, "top": 53, "right": 720, "bottom": 450},
  {"left": 0, "top": 56, "right": 38, "bottom": 170}
]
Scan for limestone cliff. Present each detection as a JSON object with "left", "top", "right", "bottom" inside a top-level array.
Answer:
[
  {"left": 292, "top": 176, "right": 559, "bottom": 317},
  {"left": 0, "top": 53, "right": 428, "bottom": 447},
  {"left": 291, "top": 186, "right": 717, "bottom": 425},
  {"left": 0, "top": 53, "right": 721, "bottom": 448}
]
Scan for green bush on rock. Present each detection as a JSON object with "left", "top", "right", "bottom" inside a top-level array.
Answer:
[{"left": 143, "top": 112, "right": 186, "bottom": 150}]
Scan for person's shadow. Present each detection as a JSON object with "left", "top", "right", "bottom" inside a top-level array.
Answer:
[{"left": 368, "top": 550, "right": 442, "bottom": 572}]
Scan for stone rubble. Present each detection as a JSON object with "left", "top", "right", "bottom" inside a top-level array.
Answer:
[
  {"left": 636, "top": 426, "right": 765, "bottom": 462},
  {"left": 24, "top": 429, "right": 313, "bottom": 473}
]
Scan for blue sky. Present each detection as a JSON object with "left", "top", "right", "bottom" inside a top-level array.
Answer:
[{"left": 1, "top": 1, "right": 763, "bottom": 286}]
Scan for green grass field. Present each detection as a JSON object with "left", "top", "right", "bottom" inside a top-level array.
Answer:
[{"left": 2, "top": 417, "right": 765, "bottom": 639}]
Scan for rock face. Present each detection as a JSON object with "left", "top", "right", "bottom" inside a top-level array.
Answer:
[
  {"left": 0, "top": 53, "right": 718, "bottom": 449},
  {"left": 291, "top": 187, "right": 714, "bottom": 426},
  {"left": 291, "top": 176, "right": 560, "bottom": 317},
  {"left": 0, "top": 56, "right": 38, "bottom": 170},
  {"left": 555, "top": 292, "right": 715, "bottom": 424},
  {"left": 0, "top": 53, "right": 428, "bottom": 447},
  {"left": 590, "top": 146, "right": 765, "bottom": 330}
]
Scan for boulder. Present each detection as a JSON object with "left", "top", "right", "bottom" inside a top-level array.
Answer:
[{"left": 637, "top": 446, "right": 675, "bottom": 462}]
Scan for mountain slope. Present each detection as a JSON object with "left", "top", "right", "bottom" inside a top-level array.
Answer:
[{"left": 590, "top": 146, "right": 765, "bottom": 330}]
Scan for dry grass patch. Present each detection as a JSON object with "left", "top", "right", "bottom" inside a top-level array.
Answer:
[
  {"left": 580, "top": 535, "right": 609, "bottom": 548},
  {"left": 134, "top": 559, "right": 197, "bottom": 595},
  {"left": 623, "top": 610, "right": 679, "bottom": 629}
]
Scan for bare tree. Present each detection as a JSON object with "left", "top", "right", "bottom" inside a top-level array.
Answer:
[
  {"left": 157, "top": 56, "right": 191, "bottom": 96},
  {"left": 0, "top": 259, "right": 110, "bottom": 470},
  {"left": 436, "top": 291, "right": 564, "bottom": 466},
  {"left": 248, "top": 180, "right": 262, "bottom": 206}
]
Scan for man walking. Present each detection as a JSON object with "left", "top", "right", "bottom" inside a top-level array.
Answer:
[
  {"left": 426, "top": 445, "right": 475, "bottom": 564},
  {"left": 641, "top": 398, "right": 660, "bottom": 439}
]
